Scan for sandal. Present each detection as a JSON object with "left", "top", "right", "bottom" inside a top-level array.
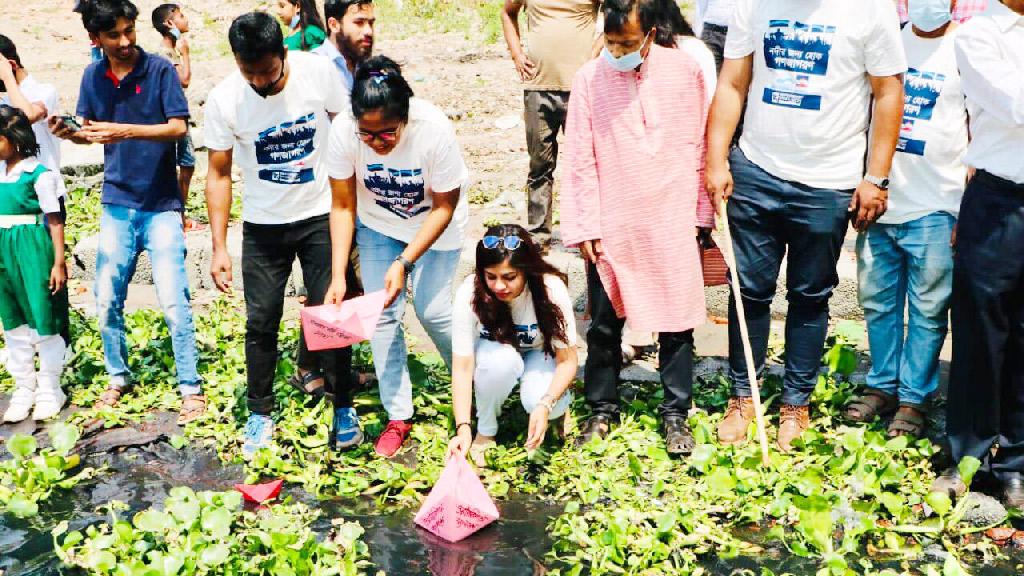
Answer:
[
  {"left": 95, "top": 387, "right": 123, "bottom": 409},
  {"left": 468, "top": 436, "right": 496, "bottom": 468},
  {"left": 843, "top": 388, "right": 898, "bottom": 423},
  {"left": 888, "top": 405, "right": 927, "bottom": 438},
  {"left": 178, "top": 394, "right": 207, "bottom": 425},
  {"left": 287, "top": 369, "right": 325, "bottom": 406}
]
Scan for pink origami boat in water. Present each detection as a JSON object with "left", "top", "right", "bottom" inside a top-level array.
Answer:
[
  {"left": 301, "top": 290, "right": 388, "bottom": 351},
  {"left": 414, "top": 453, "right": 500, "bottom": 542}
]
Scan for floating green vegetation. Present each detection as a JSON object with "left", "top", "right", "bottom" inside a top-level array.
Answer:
[
  {"left": 52, "top": 487, "right": 371, "bottom": 575},
  {"left": 0, "top": 423, "right": 102, "bottom": 518}
]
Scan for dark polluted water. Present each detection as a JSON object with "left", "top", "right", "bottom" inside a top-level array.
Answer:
[{"left": 3, "top": 443, "right": 1024, "bottom": 576}]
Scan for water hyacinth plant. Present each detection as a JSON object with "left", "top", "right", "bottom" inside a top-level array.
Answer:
[
  {"left": 52, "top": 488, "right": 371, "bottom": 575},
  {"left": 0, "top": 423, "right": 101, "bottom": 518}
]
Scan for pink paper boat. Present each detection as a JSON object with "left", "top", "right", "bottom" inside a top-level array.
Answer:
[
  {"left": 414, "top": 453, "right": 500, "bottom": 542},
  {"left": 301, "top": 290, "right": 388, "bottom": 351},
  {"left": 234, "top": 478, "right": 284, "bottom": 503}
]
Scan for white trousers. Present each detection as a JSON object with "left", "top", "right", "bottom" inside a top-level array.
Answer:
[
  {"left": 473, "top": 339, "right": 571, "bottom": 436},
  {"left": 3, "top": 325, "right": 65, "bottom": 388}
]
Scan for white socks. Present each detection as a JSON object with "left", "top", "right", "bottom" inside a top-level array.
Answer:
[{"left": 2, "top": 326, "right": 66, "bottom": 423}]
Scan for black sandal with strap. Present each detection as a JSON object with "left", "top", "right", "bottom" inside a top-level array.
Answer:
[
  {"left": 888, "top": 405, "right": 927, "bottom": 438},
  {"left": 844, "top": 388, "right": 898, "bottom": 423},
  {"left": 287, "top": 370, "right": 326, "bottom": 406}
]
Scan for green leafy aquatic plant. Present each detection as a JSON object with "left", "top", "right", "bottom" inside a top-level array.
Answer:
[
  {"left": 52, "top": 487, "right": 371, "bottom": 575},
  {"left": 0, "top": 423, "right": 101, "bottom": 518}
]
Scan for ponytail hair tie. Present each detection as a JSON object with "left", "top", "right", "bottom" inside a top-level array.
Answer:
[{"left": 369, "top": 70, "right": 389, "bottom": 85}]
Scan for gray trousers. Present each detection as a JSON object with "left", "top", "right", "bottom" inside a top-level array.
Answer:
[{"left": 525, "top": 90, "right": 570, "bottom": 243}]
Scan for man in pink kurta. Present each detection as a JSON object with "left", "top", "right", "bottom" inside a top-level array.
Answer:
[{"left": 561, "top": 0, "right": 714, "bottom": 454}]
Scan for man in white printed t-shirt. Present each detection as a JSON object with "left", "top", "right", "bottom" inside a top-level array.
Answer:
[
  {"left": 706, "top": 0, "right": 907, "bottom": 452},
  {"left": 203, "top": 12, "right": 360, "bottom": 459},
  {"left": 935, "top": 0, "right": 1024, "bottom": 510},
  {"left": 844, "top": 0, "right": 968, "bottom": 440}
]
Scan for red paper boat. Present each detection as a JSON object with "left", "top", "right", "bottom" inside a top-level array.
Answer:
[{"left": 234, "top": 479, "right": 284, "bottom": 503}]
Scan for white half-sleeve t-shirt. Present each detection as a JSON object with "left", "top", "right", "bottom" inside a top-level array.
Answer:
[
  {"left": 725, "top": 0, "right": 907, "bottom": 190},
  {"left": 203, "top": 51, "right": 345, "bottom": 225},
  {"left": 451, "top": 274, "right": 577, "bottom": 358},
  {"left": 325, "top": 98, "right": 470, "bottom": 251},
  {"left": 881, "top": 26, "right": 968, "bottom": 225}
]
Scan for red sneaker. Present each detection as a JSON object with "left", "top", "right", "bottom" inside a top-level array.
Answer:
[{"left": 374, "top": 420, "right": 413, "bottom": 458}]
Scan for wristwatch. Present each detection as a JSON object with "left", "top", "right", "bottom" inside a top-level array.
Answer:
[
  {"left": 395, "top": 255, "right": 415, "bottom": 274},
  {"left": 864, "top": 174, "right": 890, "bottom": 190}
]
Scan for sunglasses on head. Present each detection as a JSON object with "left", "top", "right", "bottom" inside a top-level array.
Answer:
[{"left": 482, "top": 235, "right": 523, "bottom": 250}]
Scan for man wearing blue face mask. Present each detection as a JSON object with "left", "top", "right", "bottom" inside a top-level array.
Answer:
[
  {"left": 706, "top": 0, "right": 907, "bottom": 452},
  {"left": 843, "top": 0, "right": 967, "bottom": 440},
  {"left": 562, "top": 0, "right": 715, "bottom": 455},
  {"left": 933, "top": 0, "right": 1024, "bottom": 510}
]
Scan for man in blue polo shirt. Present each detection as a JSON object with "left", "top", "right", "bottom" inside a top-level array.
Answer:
[{"left": 51, "top": 0, "right": 205, "bottom": 424}]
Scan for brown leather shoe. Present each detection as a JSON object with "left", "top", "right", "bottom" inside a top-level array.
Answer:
[
  {"left": 777, "top": 404, "right": 810, "bottom": 453},
  {"left": 717, "top": 396, "right": 755, "bottom": 446}
]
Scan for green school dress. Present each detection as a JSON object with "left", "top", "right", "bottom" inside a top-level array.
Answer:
[
  {"left": 0, "top": 159, "right": 66, "bottom": 336},
  {"left": 284, "top": 25, "right": 326, "bottom": 52}
]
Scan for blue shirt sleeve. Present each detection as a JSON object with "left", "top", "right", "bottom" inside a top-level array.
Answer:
[
  {"left": 75, "top": 65, "right": 95, "bottom": 119},
  {"left": 158, "top": 60, "right": 190, "bottom": 120}
]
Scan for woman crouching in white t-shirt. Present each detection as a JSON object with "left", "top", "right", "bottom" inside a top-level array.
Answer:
[
  {"left": 325, "top": 56, "right": 471, "bottom": 458},
  {"left": 447, "top": 224, "right": 578, "bottom": 466}
]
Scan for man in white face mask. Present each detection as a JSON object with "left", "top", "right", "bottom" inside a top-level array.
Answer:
[
  {"left": 561, "top": 0, "right": 714, "bottom": 456},
  {"left": 844, "top": 0, "right": 966, "bottom": 440},
  {"left": 934, "top": 0, "right": 1024, "bottom": 511}
]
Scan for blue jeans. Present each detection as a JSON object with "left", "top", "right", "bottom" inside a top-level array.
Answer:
[
  {"left": 726, "top": 148, "right": 852, "bottom": 406},
  {"left": 95, "top": 205, "right": 201, "bottom": 395},
  {"left": 857, "top": 212, "right": 954, "bottom": 406},
  {"left": 356, "top": 221, "right": 460, "bottom": 420}
]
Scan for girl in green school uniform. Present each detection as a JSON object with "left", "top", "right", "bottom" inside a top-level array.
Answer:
[
  {"left": 274, "top": 0, "right": 327, "bottom": 52},
  {"left": 0, "top": 105, "right": 68, "bottom": 423}
]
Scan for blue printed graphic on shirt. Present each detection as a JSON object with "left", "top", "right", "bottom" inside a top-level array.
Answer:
[
  {"left": 897, "top": 68, "right": 946, "bottom": 157},
  {"left": 364, "top": 164, "right": 428, "bottom": 219},
  {"left": 254, "top": 113, "right": 317, "bottom": 184},
  {"left": 761, "top": 20, "right": 836, "bottom": 111},
  {"left": 480, "top": 324, "right": 539, "bottom": 347}
]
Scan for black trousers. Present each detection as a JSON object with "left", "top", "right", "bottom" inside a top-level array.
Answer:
[
  {"left": 583, "top": 263, "right": 694, "bottom": 419},
  {"left": 948, "top": 171, "right": 1024, "bottom": 480},
  {"left": 242, "top": 214, "right": 353, "bottom": 415}
]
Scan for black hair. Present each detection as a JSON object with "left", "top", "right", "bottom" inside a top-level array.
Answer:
[
  {"left": 228, "top": 12, "right": 285, "bottom": 63},
  {"left": 472, "top": 224, "right": 569, "bottom": 358},
  {"left": 0, "top": 105, "right": 41, "bottom": 160},
  {"left": 324, "top": 0, "right": 373, "bottom": 22},
  {"left": 351, "top": 56, "right": 414, "bottom": 122},
  {"left": 285, "top": 0, "right": 326, "bottom": 50},
  {"left": 81, "top": 0, "right": 139, "bottom": 35},
  {"left": 151, "top": 3, "right": 179, "bottom": 38},
  {"left": 603, "top": 0, "right": 678, "bottom": 48},
  {"left": 0, "top": 35, "right": 23, "bottom": 69},
  {"left": 660, "top": 0, "right": 695, "bottom": 42}
]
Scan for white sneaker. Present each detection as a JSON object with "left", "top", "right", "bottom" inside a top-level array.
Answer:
[
  {"left": 3, "top": 385, "right": 36, "bottom": 423},
  {"left": 32, "top": 385, "right": 66, "bottom": 421}
]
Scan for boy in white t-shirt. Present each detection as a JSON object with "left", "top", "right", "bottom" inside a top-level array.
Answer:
[
  {"left": 845, "top": 0, "right": 967, "bottom": 439},
  {"left": 204, "top": 12, "right": 359, "bottom": 459},
  {"left": 706, "top": 0, "right": 907, "bottom": 452}
]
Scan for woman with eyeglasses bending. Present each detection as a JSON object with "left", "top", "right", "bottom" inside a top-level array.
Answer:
[
  {"left": 324, "top": 55, "right": 471, "bottom": 458},
  {"left": 446, "top": 224, "right": 578, "bottom": 466}
]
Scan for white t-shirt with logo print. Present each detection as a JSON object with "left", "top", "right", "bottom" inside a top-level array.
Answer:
[
  {"left": 725, "top": 0, "right": 907, "bottom": 190},
  {"left": 451, "top": 274, "right": 577, "bottom": 358},
  {"left": 881, "top": 26, "right": 968, "bottom": 225},
  {"left": 203, "top": 51, "right": 346, "bottom": 225},
  {"left": 325, "top": 98, "right": 470, "bottom": 252}
]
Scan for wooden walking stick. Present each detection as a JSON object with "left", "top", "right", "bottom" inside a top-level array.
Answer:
[{"left": 720, "top": 201, "right": 772, "bottom": 466}]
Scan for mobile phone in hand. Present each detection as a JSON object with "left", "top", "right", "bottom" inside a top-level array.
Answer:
[{"left": 59, "top": 114, "right": 83, "bottom": 132}]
